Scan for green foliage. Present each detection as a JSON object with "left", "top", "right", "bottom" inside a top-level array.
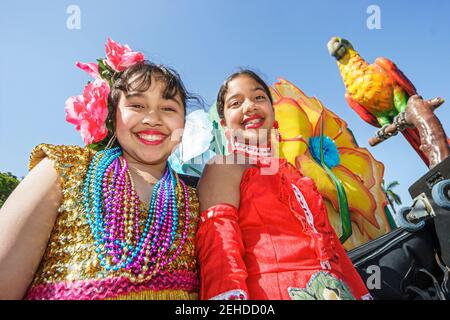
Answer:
[
  {"left": 97, "top": 58, "right": 116, "bottom": 87},
  {"left": 382, "top": 179, "right": 402, "bottom": 214},
  {"left": 0, "top": 172, "right": 21, "bottom": 208}
]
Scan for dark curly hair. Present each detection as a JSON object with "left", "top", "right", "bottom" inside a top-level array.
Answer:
[{"left": 109, "top": 61, "right": 202, "bottom": 117}]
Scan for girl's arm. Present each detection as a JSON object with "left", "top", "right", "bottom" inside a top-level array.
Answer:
[
  {"left": 0, "top": 158, "right": 62, "bottom": 299},
  {"left": 196, "top": 159, "right": 249, "bottom": 300}
]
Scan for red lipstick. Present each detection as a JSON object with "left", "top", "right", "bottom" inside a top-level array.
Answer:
[
  {"left": 136, "top": 130, "right": 167, "bottom": 145},
  {"left": 242, "top": 115, "right": 265, "bottom": 129}
]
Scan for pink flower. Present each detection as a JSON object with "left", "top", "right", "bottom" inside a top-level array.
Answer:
[
  {"left": 76, "top": 61, "right": 100, "bottom": 79},
  {"left": 65, "top": 79, "right": 110, "bottom": 145},
  {"left": 104, "top": 37, "right": 144, "bottom": 72}
]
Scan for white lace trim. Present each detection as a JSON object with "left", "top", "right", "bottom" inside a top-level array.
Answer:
[{"left": 291, "top": 183, "right": 331, "bottom": 271}]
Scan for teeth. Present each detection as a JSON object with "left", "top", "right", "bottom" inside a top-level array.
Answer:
[
  {"left": 138, "top": 134, "right": 164, "bottom": 141},
  {"left": 245, "top": 118, "right": 263, "bottom": 126}
]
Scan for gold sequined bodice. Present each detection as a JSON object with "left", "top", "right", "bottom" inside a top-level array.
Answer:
[{"left": 25, "top": 144, "right": 199, "bottom": 300}]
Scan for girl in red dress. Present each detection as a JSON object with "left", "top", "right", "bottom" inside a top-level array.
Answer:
[{"left": 196, "top": 70, "right": 372, "bottom": 300}]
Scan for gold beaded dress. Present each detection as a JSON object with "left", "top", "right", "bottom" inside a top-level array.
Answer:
[{"left": 25, "top": 144, "right": 199, "bottom": 300}]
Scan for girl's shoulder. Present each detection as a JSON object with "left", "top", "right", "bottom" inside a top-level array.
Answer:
[
  {"left": 203, "top": 154, "right": 250, "bottom": 183},
  {"left": 29, "top": 143, "right": 95, "bottom": 171},
  {"left": 197, "top": 154, "right": 251, "bottom": 210},
  {"left": 29, "top": 143, "right": 96, "bottom": 189}
]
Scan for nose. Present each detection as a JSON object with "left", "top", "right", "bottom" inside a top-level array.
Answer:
[
  {"left": 242, "top": 98, "right": 257, "bottom": 114},
  {"left": 142, "top": 110, "right": 162, "bottom": 126}
]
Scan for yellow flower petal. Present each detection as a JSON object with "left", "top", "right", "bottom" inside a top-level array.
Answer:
[
  {"left": 273, "top": 78, "right": 308, "bottom": 102},
  {"left": 274, "top": 78, "right": 323, "bottom": 125},
  {"left": 339, "top": 147, "right": 375, "bottom": 189},
  {"left": 353, "top": 211, "right": 390, "bottom": 242},
  {"left": 269, "top": 87, "right": 281, "bottom": 104},
  {"left": 279, "top": 138, "right": 309, "bottom": 166},
  {"left": 295, "top": 155, "right": 379, "bottom": 228},
  {"left": 314, "top": 110, "right": 357, "bottom": 149},
  {"left": 359, "top": 150, "right": 391, "bottom": 239},
  {"left": 272, "top": 78, "right": 392, "bottom": 247},
  {"left": 332, "top": 165, "right": 379, "bottom": 228},
  {"left": 295, "top": 154, "right": 337, "bottom": 203},
  {"left": 275, "top": 98, "right": 312, "bottom": 164},
  {"left": 324, "top": 199, "right": 370, "bottom": 251},
  {"left": 275, "top": 98, "right": 312, "bottom": 140},
  {"left": 343, "top": 221, "right": 371, "bottom": 251}
]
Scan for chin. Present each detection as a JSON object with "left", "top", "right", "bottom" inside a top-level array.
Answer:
[
  {"left": 242, "top": 130, "right": 271, "bottom": 146},
  {"left": 140, "top": 156, "right": 169, "bottom": 166},
  {"left": 133, "top": 148, "right": 169, "bottom": 164}
]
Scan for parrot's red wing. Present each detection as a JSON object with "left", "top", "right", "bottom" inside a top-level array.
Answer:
[
  {"left": 345, "top": 93, "right": 381, "bottom": 128},
  {"left": 375, "top": 57, "right": 417, "bottom": 96}
]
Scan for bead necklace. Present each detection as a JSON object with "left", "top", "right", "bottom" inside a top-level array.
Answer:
[{"left": 83, "top": 147, "right": 190, "bottom": 281}]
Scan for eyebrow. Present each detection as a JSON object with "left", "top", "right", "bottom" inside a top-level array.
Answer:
[
  {"left": 125, "top": 92, "right": 182, "bottom": 107},
  {"left": 125, "top": 92, "right": 146, "bottom": 99},
  {"left": 161, "top": 96, "right": 183, "bottom": 108}
]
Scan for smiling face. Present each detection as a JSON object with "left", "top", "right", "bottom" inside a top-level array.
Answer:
[
  {"left": 221, "top": 75, "right": 275, "bottom": 146},
  {"left": 115, "top": 75, "right": 185, "bottom": 166}
]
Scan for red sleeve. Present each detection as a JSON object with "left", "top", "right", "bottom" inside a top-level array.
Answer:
[{"left": 195, "top": 204, "right": 249, "bottom": 300}]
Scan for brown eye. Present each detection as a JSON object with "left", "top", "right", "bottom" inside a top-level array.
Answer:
[
  {"left": 256, "top": 95, "right": 266, "bottom": 101},
  {"left": 229, "top": 100, "right": 241, "bottom": 108}
]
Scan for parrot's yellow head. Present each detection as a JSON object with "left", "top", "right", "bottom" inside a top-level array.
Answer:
[{"left": 327, "top": 37, "right": 356, "bottom": 63}]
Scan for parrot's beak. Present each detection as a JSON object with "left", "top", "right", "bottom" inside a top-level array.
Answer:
[{"left": 327, "top": 37, "right": 347, "bottom": 61}]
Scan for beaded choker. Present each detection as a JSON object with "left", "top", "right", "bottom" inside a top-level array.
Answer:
[
  {"left": 232, "top": 141, "right": 272, "bottom": 157},
  {"left": 83, "top": 147, "right": 190, "bottom": 281},
  {"left": 230, "top": 140, "right": 274, "bottom": 166}
]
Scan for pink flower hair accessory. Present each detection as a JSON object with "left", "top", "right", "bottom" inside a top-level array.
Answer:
[
  {"left": 65, "top": 38, "right": 145, "bottom": 148},
  {"left": 105, "top": 37, "right": 145, "bottom": 72},
  {"left": 65, "top": 79, "right": 110, "bottom": 145}
]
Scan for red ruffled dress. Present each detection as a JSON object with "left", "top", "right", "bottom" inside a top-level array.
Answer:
[{"left": 196, "top": 157, "right": 371, "bottom": 300}]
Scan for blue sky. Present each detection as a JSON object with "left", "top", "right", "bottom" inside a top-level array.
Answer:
[{"left": 1, "top": 0, "right": 449, "bottom": 210}]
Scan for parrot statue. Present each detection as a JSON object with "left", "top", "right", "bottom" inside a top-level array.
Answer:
[{"left": 327, "top": 36, "right": 429, "bottom": 166}]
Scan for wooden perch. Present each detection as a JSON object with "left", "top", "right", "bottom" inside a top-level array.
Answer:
[{"left": 369, "top": 95, "right": 449, "bottom": 169}]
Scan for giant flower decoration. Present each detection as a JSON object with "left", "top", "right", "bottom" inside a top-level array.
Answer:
[{"left": 272, "top": 79, "right": 395, "bottom": 250}]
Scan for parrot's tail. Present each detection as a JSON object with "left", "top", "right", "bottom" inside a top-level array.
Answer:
[{"left": 402, "top": 127, "right": 430, "bottom": 167}]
